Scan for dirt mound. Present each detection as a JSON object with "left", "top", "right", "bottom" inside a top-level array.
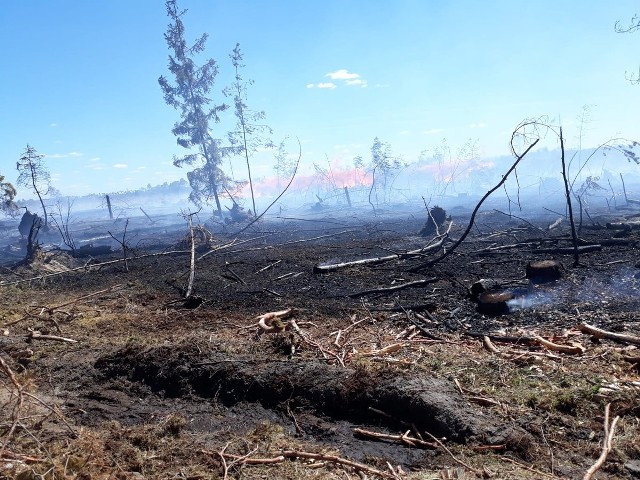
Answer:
[{"left": 95, "top": 342, "right": 532, "bottom": 451}]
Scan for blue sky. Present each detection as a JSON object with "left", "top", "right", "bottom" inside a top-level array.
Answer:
[{"left": 1, "top": 0, "right": 639, "bottom": 198}]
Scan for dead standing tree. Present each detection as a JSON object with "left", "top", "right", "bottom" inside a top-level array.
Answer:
[
  {"left": 224, "top": 43, "right": 273, "bottom": 217},
  {"left": 16, "top": 144, "right": 55, "bottom": 228}
]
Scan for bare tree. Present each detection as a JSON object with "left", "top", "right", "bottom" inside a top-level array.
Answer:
[
  {"left": 615, "top": 14, "right": 640, "bottom": 84},
  {"left": 16, "top": 144, "right": 54, "bottom": 227},
  {"left": 158, "top": 0, "right": 228, "bottom": 219},
  {"left": 355, "top": 137, "right": 403, "bottom": 211},
  {"left": 224, "top": 43, "right": 273, "bottom": 216}
]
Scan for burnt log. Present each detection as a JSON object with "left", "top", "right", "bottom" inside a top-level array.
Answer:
[
  {"left": 470, "top": 278, "right": 530, "bottom": 299},
  {"left": 18, "top": 209, "right": 40, "bottom": 238},
  {"left": 419, "top": 206, "right": 447, "bottom": 236}
]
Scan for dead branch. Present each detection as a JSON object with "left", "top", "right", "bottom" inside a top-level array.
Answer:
[
  {"left": 500, "top": 456, "right": 559, "bottom": 479},
  {"left": 217, "top": 451, "right": 285, "bottom": 464},
  {"left": 559, "top": 127, "right": 580, "bottom": 266},
  {"left": 356, "top": 343, "right": 404, "bottom": 357},
  {"left": 533, "top": 335, "right": 586, "bottom": 354},
  {"left": 422, "top": 431, "right": 481, "bottom": 476},
  {"left": 314, "top": 228, "right": 450, "bottom": 273},
  {"left": 233, "top": 138, "right": 302, "bottom": 235},
  {"left": 281, "top": 450, "right": 397, "bottom": 479},
  {"left": 0, "top": 355, "right": 24, "bottom": 459},
  {"left": 534, "top": 245, "right": 601, "bottom": 254},
  {"left": 353, "top": 428, "right": 437, "bottom": 449},
  {"left": 185, "top": 214, "right": 196, "bottom": 298},
  {"left": 28, "top": 331, "right": 78, "bottom": 343},
  {"left": 464, "top": 331, "right": 537, "bottom": 346},
  {"left": 578, "top": 323, "right": 640, "bottom": 346},
  {"left": 410, "top": 138, "right": 539, "bottom": 271},
  {"left": 482, "top": 336, "right": 501, "bottom": 354},
  {"left": 583, "top": 403, "right": 620, "bottom": 480},
  {"left": 348, "top": 277, "right": 439, "bottom": 298},
  {"left": 107, "top": 218, "right": 130, "bottom": 272}
]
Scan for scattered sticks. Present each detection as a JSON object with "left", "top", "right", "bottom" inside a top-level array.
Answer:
[
  {"left": 353, "top": 428, "right": 437, "bottom": 449},
  {"left": 208, "top": 448, "right": 398, "bottom": 479}
]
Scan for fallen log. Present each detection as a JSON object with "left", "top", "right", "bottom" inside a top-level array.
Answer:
[
  {"left": 578, "top": 323, "right": 640, "bottom": 346},
  {"left": 313, "top": 237, "right": 448, "bottom": 273}
]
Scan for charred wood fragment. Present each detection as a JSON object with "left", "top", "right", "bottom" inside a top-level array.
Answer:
[{"left": 419, "top": 205, "right": 447, "bottom": 236}]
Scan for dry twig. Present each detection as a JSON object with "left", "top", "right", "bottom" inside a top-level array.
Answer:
[{"left": 583, "top": 403, "right": 620, "bottom": 480}]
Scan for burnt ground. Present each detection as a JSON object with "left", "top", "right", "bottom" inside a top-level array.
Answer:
[{"left": 1, "top": 205, "right": 640, "bottom": 479}]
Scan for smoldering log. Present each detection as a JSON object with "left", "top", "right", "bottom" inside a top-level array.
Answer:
[{"left": 470, "top": 278, "right": 530, "bottom": 299}]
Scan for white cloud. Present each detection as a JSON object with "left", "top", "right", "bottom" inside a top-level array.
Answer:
[
  {"left": 422, "top": 128, "right": 444, "bottom": 135},
  {"left": 326, "top": 69, "right": 360, "bottom": 80},
  {"left": 89, "top": 157, "right": 101, "bottom": 162},
  {"left": 469, "top": 123, "right": 487, "bottom": 129},
  {"left": 50, "top": 123, "right": 58, "bottom": 128},
  {"left": 45, "top": 151, "right": 83, "bottom": 159},
  {"left": 113, "top": 163, "right": 128, "bottom": 169},
  {"left": 346, "top": 79, "right": 367, "bottom": 87},
  {"left": 400, "top": 130, "right": 410, "bottom": 135},
  {"left": 308, "top": 69, "right": 368, "bottom": 89}
]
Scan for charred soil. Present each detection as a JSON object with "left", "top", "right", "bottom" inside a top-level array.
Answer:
[{"left": 1, "top": 207, "right": 640, "bottom": 479}]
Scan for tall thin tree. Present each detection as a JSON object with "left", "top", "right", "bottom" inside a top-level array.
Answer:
[
  {"left": 16, "top": 144, "right": 53, "bottom": 227},
  {"left": 224, "top": 43, "right": 273, "bottom": 216},
  {"left": 158, "top": 0, "right": 228, "bottom": 218}
]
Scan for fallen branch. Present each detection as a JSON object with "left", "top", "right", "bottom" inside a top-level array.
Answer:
[
  {"left": 578, "top": 323, "right": 640, "bottom": 346},
  {"left": 185, "top": 213, "right": 197, "bottom": 299},
  {"left": 410, "top": 138, "right": 539, "bottom": 271},
  {"left": 28, "top": 331, "right": 78, "bottom": 343},
  {"left": 533, "top": 244, "right": 601, "bottom": 255},
  {"left": 281, "top": 450, "right": 397, "bottom": 479},
  {"left": 422, "top": 431, "right": 481, "bottom": 476},
  {"left": 255, "top": 309, "right": 294, "bottom": 333},
  {"left": 583, "top": 403, "right": 620, "bottom": 480},
  {"left": 533, "top": 335, "right": 586, "bottom": 355},
  {"left": 356, "top": 343, "right": 404, "bottom": 357},
  {"left": 314, "top": 232, "right": 450, "bottom": 273},
  {"left": 353, "top": 427, "right": 437, "bottom": 449},
  {"left": 348, "top": 277, "right": 438, "bottom": 298}
]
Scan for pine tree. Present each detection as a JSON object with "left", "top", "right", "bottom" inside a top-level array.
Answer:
[{"left": 158, "top": 0, "right": 228, "bottom": 217}]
